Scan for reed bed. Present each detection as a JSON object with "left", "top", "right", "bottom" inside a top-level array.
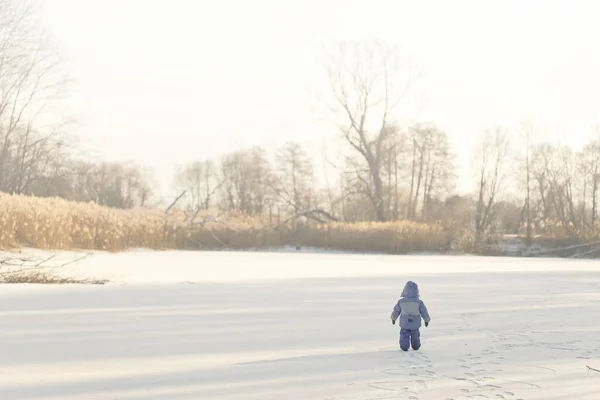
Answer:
[{"left": 0, "top": 193, "right": 478, "bottom": 254}]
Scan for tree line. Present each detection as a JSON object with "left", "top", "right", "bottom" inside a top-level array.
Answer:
[
  {"left": 2, "top": 1, "right": 599, "bottom": 241},
  {"left": 170, "top": 128, "right": 600, "bottom": 241}
]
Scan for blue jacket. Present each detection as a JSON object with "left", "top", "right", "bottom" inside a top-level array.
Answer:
[{"left": 390, "top": 281, "right": 431, "bottom": 330}]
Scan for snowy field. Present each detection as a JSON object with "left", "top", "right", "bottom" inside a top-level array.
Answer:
[{"left": 1, "top": 251, "right": 600, "bottom": 399}]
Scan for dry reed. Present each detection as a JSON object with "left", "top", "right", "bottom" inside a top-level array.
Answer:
[
  {"left": 0, "top": 193, "right": 183, "bottom": 251},
  {"left": 0, "top": 193, "right": 465, "bottom": 254}
]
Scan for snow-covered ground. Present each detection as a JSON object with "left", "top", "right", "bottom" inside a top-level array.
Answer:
[{"left": 1, "top": 250, "right": 600, "bottom": 399}]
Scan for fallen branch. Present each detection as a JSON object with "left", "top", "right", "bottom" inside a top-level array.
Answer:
[
  {"left": 34, "top": 254, "right": 56, "bottom": 267},
  {"left": 0, "top": 255, "right": 38, "bottom": 267},
  {"left": 1, "top": 270, "right": 107, "bottom": 284},
  {"left": 587, "top": 365, "right": 600, "bottom": 373},
  {"left": 211, "top": 232, "right": 227, "bottom": 246},
  {"left": 58, "top": 252, "right": 93, "bottom": 267},
  {"left": 0, "top": 252, "right": 102, "bottom": 285},
  {"left": 182, "top": 214, "right": 231, "bottom": 248},
  {"left": 192, "top": 215, "right": 223, "bottom": 227},
  {"left": 187, "top": 207, "right": 202, "bottom": 225},
  {"left": 0, "top": 252, "right": 91, "bottom": 272},
  {"left": 532, "top": 241, "right": 600, "bottom": 255},
  {"left": 569, "top": 245, "right": 600, "bottom": 259},
  {"left": 165, "top": 191, "right": 186, "bottom": 214},
  {"left": 310, "top": 208, "right": 339, "bottom": 222},
  {"left": 275, "top": 208, "right": 339, "bottom": 230}
]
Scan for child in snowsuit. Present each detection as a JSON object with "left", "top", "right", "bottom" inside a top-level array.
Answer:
[{"left": 390, "top": 281, "right": 431, "bottom": 351}]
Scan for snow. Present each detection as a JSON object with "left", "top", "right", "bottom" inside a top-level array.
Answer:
[{"left": 1, "top": 250, "right": 600, "bottom": 399}]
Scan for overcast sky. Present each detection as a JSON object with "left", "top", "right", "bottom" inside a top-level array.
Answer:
[{"left": 40, "top": 0, "right": 600, "bottom": 202}]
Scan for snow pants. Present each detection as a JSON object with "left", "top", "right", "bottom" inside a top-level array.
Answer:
[{"left": 400, "top": 328, "right": 421, "bottom": 351}]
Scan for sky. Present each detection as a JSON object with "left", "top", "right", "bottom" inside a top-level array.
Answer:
[{"left": 39, "top": 0, "right": 600, "bottom": 203}]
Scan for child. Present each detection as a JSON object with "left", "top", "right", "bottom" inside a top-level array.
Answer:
[{"left": 390, "top": 280, "right": 431, "bottom": 351}]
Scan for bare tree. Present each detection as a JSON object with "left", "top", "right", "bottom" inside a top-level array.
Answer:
[
  {"left": 273, "top": 141, "right": 314, "bottom": 213},
  {"left": 340, "top": 155, "right": 377, "bottom": 221},
  {"left": 218, "top": 147, "right": 274, "bottom": 216},
  {"left": 380, "top": 130, "right": 404, "bottom": 220},
  {"left": 175, "top": 160, "right": 222, "bottom": 211},
  {"left": 520, "top": 123, "right": 533, "bottom": 244},
  {"left": 540, "top": 145, "right": 579, "bottom": 237},
  {"left": 0, "top": 0, "right": 67, "bottom": 194},
  {"left": 320, "top": 140, "right": 343, "bottom": 219},
  {"left": 322, "top": 40, "right": 417, "bottom": 221},
  {"left": 442, "top": 195, "right": 476, "bottom": 230},
  {"left": 32, "top": 161, "right": 154, "bottom": 209},
  {"left": 474, "top": 128, "right": 511, "bottom": 240},
  {"left": 405, "top": 124, "right": 455, "bottom": 220},
  {"left": 529, "top": 143, "right": 554, "bottom": 232},
  {"left": 581, "top": 139, "right": 600, "bottom": 227}
]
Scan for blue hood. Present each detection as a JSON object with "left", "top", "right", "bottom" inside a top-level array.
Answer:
[{"left": 401, "top": 281, "right": 420, "bottom": 298}]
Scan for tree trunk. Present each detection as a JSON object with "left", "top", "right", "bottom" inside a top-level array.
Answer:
[
  {"left": 407, "top": 139, "right": 416, "bottom": 219},
  {"left": 372, "top": 164, "right": 385, "bottom": 222},
  {"left": 526, "top": 134, "right": 532, "bottom": 245},
  {"left": 592, "top": 173, "right": 598, "bottom": 226},
  {"left": 475, "top": 170, "right": 486, "bottom": 240},
  {"left": 413, "top": 148, "right": 425, "bottom": 220}
]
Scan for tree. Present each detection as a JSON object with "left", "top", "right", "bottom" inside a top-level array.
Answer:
[
  {"left": 322, "top": 40, "right": 416, "bottom": 221},
  {"left": 218, "top": 147, "right": 274, "bottom": 216},
  {"left": 545, "top": 145, "right": 579, "bottom": 237},
  {"left": 273, "top": 142, "right": 314, "bottom": 213},
  {"left": 530, "top": 143, "right": 554, "bottom": 232},
  {"left": 581, "top": 139, "right": 600, "bottom": 227},
  {"left": 175, "top": 160, "right": 222, "bottom": 211},
  {"left": 379, "top": 130, "right": 404, "bottom": 220},
  {"left": 340, "top": 154, "right": 378, "bottom": 221},
  {"left": 34, "top": 161, "right": 154, "bottom": 209},
  {"left": 527, "top": 142, "right": 581, "bottom": 237},
  {"left": 518, "top": 122, "right": 533, "bottom": 244},
  {"left": 405, "top": 124, "right": 455, "bottom": 220},
  {"left": 474, "top": 128, "right": 511, "bottom": 239},
  {"left": 442, "top": 195, "right": 476, "bottom": 230},
  {"left": 0, "top": 0, "right": 67, "bottom": 194}
]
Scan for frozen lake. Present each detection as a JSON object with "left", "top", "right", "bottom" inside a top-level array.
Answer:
[{"left": 1, "top": 251, "right": 600, "bottom": 399}]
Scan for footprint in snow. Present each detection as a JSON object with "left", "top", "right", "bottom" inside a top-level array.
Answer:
[
  {"left": 414, "top": 379, "right": 428, "bottom": 389},
  {"left": 483, "top": 384, "right": 502, "bottom": 390}
]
